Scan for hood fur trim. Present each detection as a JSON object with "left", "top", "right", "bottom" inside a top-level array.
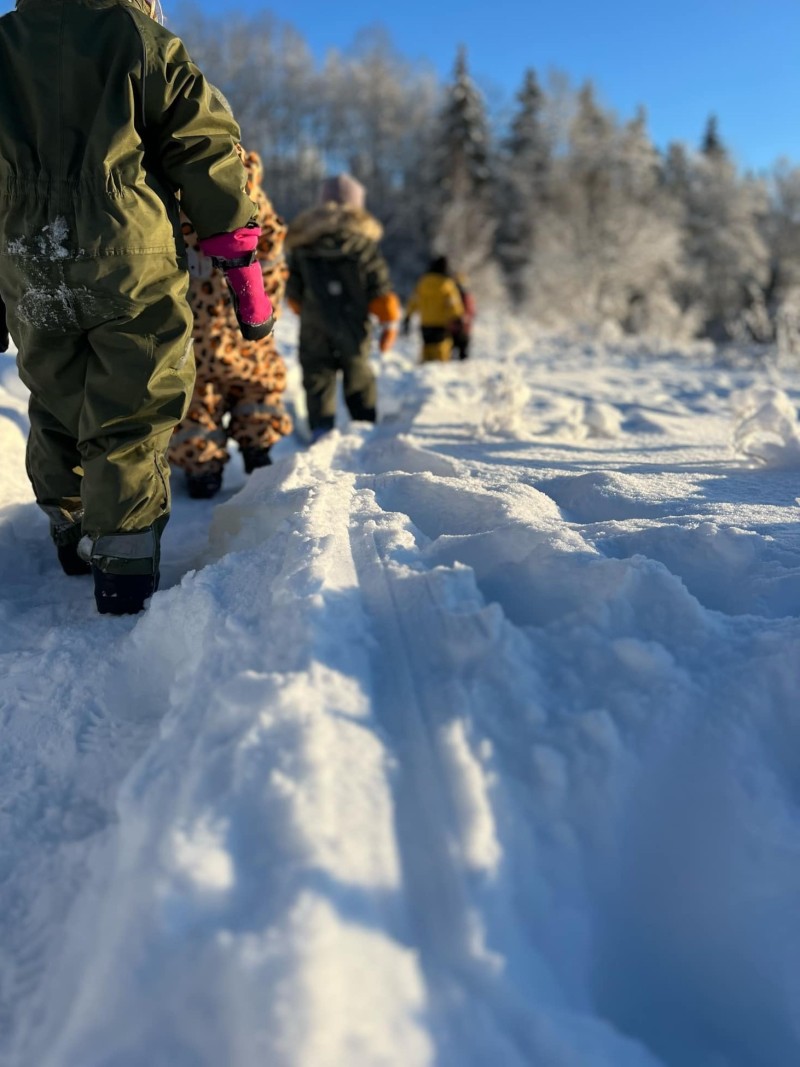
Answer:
[{"left": 286, "top": 204, "right": 383, "bottom": 250}]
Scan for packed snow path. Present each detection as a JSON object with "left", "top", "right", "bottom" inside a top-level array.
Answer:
[{"left": 1, "top": 324, "right": 799, "bottom": 1067}]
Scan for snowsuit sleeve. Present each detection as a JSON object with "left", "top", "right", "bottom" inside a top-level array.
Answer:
[{"left": 145, "top": 35, "right": 257, "bottom": 240}]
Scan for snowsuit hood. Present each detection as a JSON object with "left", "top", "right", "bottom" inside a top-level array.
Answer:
[{"left": 285, "top": 205, "right": 383, "bottom": 253}]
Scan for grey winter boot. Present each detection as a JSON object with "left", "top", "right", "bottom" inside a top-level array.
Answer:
[{"left": 81, "top": 526, "right": 162, "bottom": 615}]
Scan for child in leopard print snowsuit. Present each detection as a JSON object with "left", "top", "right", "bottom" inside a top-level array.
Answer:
[{"left": 169, "top": 147, "right": 292, "bottom": 498}]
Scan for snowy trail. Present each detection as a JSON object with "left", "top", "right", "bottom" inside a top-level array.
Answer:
[{"left": 1, "top": 327, "right": 800, "bottom": 1066}]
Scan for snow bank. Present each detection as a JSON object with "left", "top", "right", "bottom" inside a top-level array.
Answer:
[
  {"left": 732, "top": 385, "right": 800, "bottom": 468},
  {"left": 1, "top": 333, "right": 800, "bottom": 1067}
]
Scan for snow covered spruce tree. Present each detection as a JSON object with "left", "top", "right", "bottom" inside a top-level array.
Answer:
[
  {"left": 426, "top": 48, "right": 501, "bottom": 290},
  {"left": 762, "top": 162, "right": 800, "bottom": 356},
  {"left": 612, "top": 107, "right": 693, "bottom": 338},
  {"left": 663, "top": 141, "right": 692, "bottom": 201},
  {"left": 527, "top": 85, "right": 687, "bottom": 338},
  {"left": 677, "top": 117, "right": 770, "bottom": 342},
  {"left": 495, "top": 69, "right": 552, "bottom": 306}
]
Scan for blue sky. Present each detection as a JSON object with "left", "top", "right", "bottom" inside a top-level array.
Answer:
[
  {"left": 196, "top": 0, "right": 797, "bottom": 171},
  {"left": 1, "top": 0, "right": 794, "bottom": 169}
]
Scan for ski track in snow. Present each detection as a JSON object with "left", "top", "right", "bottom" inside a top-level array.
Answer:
[{"left": 1, "top": 321, "right": 800, "bottom": 1066}]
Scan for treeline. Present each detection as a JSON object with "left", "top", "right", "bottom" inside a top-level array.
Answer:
[{"left": 176, "top": 4, "right": 800, "bottom": 346}]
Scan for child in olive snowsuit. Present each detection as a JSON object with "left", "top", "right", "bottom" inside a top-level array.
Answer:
[
  {"left": 0, "top": 0, "right": 274, "bottom": 614},
  {"left": 169, "top": 147, "right": 292, "bottom": 499},
  {"left": 286, "top": 175, "right": 401, "bottom": 439}
]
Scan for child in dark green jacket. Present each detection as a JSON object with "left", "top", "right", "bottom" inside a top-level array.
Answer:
[{"left": 286, "top": 175, "right": 401, "bottom": 440}]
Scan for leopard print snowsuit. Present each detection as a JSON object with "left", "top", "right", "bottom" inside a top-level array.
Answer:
[{"left": 169, "top": 148, "right": 292, "bottom": 475}]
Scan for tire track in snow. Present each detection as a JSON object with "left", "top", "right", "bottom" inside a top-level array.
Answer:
[
  {"left": 27, "top": 440, "right": 434, "bottom": 1067},
  {"left": 349, "top": 513, "right": 515, "bottom": 1065},
  {"left": 345, "top": 439, "right": 661, "bottom": 1067}
]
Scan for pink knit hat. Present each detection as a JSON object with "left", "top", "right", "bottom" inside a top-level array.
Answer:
[{"left": 319, "top": 174, "right": 366, "bottom": 211}]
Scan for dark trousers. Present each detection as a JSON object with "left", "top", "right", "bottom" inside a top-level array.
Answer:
[
  {"left": 453, "top": 330, "right": 471, "bottom": 361},
  {"left": 300, "top": 342, "right": 376, "bottom": 430}
]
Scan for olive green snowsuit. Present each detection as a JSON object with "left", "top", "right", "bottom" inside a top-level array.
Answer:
[
  {"left": 286, "top": 205, "right": 393, "bottom": 431},
  {"left": 0, "top": 0, "right": 256, "bottom": 574}
]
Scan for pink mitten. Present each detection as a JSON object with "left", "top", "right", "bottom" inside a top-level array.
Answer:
[{"left": 199, "top": 227, "right": 275, "bottom": 341}]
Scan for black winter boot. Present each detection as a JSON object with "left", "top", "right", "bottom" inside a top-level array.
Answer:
[
  {"left": 93, "top": 567, "right": 158, "bottom": 616},
  {"left": 57, "top": 542, "right": 92, "bottom": 576},
  {"left": 241, "top": 447, "right": 272, "bottom": 474},
  {"left": 186, "top": 469, "right": 223, "bottom": 499}
]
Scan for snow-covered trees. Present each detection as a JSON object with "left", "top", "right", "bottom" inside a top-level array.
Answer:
[
  {"left": 523, "top": 88, "right": 689, "bottom": 338},
  {"left": 175, "top": 5, "right": 794, "bottom": 343},
  {"left": 496, "top": 70, "right": 551, "bottom": 303},
  {"left": 426, "top": 49, "right": 497, "bottom": 283},
  {"left": 679, "top": 121, "right": 770, "bottom": 340},
  {"left": 761, "top": 163, "right": 800, "bottom": 354}
]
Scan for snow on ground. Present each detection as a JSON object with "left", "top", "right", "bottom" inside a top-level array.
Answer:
[{"left": 1, "top": 316, "right": 800, "bottom": 1067}]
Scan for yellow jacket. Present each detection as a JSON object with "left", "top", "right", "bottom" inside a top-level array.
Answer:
[{"left": 406, "top": 273, "right": 465, "bottom": 327}]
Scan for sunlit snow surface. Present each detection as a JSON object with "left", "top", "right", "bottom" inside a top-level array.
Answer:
[{"left": 1, "top": 316, "right": 799, "bottom": 1067}]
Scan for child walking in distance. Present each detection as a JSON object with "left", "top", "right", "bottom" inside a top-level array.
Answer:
[
  {"left": 286, "top": 174, "right": 401, "bottom": 441},
  {"left": 0, "top": 0, "right": 274, "bottom": 614},
  {"left": 403, "top": 257, "right": 465, "bottom": 363}
]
